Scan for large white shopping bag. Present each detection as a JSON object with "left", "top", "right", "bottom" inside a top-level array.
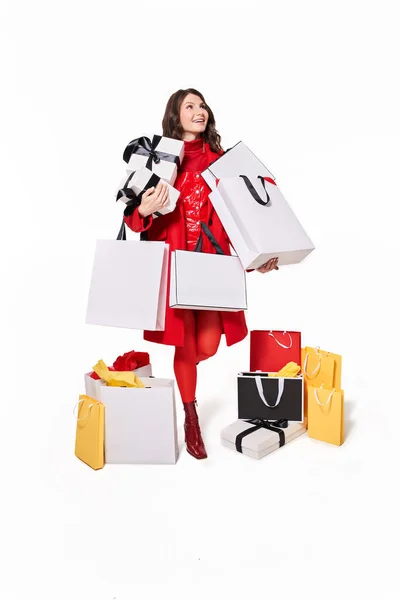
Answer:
[
  {"left": 86, "top": 229, "right": 169, "bottom": 330},
  {"left": 210, "top": 176, "right": 314, "bottom": 270},
  {"left": 202, "top": 141, "right": 314, "bottom": 270},
  {"left": 90, "top": 377, "right": 179, "bottom": 464}
]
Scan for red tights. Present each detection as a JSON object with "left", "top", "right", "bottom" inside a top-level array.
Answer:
[{"left": 173, "top": 310, "right": 223, "bottom": 404}]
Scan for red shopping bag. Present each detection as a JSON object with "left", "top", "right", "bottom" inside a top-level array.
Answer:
[{"left": 250, "top": 330, "right": 301, "bottom": 372}]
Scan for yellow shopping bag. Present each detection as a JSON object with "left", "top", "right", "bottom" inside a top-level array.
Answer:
[
  {"left": 307, "top": 385, "right": 344, "bottom": 446},
  {"left": 302, "top": 347, "right": 342, "bottom": 389},
  {"left": 75, "top": 395, "right": 105, "bottom": 470},
  {"left": 301, "top": 347, "right": 342, "bottom": 427}
]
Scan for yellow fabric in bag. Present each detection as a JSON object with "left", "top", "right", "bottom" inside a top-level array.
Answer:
[
  {"left": 307, "top": 386, "right": 344, "bottom": 446},
  {"left": 92, "top": 359, "right": 145, "bottom": 388},
  {"left": 75, "top": 395, "right": 105, "bottom": 470},
  {"left": 268, "top": 362, "right": 301, "bottom": 378}
]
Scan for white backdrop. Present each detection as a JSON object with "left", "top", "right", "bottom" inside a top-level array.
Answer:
[{"left": 1, "top": 1, "right": 399, "bottom": 599}]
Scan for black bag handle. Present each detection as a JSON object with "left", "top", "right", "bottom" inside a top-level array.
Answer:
[
  {"left": 194, "top": 222, "right": 225, "bottom": 255},
  {"left": 239, "top": 175, "right": 271, "bottom": 207}
]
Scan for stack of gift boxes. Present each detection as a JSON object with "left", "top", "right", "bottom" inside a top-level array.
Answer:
[
  {"left": 221, "top": 330, "right": 344, "bottom": 460},
  {"left": 77, "top": 134, "right": 344, "bottom": 470}
]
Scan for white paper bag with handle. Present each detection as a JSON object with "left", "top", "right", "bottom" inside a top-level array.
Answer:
[{"left": 86, "top": 223, "right": 169, "bottom": 330}]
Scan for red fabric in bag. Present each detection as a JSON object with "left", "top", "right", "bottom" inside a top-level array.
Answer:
[{"left": 250, "top": 330, "right": 301, "bottom": 372}]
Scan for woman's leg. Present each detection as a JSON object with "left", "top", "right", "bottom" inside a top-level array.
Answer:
[
  {"left": 173, "top": 310, "right": 207, "bottom": 459},
  {"left": 173, "top": 309, "right": 197, "bottom": 403},
  {"left": 196, "top": 310, "right": 223, "bottom": 363}
]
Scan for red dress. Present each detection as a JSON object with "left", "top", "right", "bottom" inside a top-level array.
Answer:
[{"left": 124, "top": 138, "right": 248, "bottom": 348}]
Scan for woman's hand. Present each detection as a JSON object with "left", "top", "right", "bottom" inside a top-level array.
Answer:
[
  {"left": 256, "top": 257, "right": 279, "bottom": 273},
  {"left": 138, "top": 182, "right": 169, "bottom": 218}
]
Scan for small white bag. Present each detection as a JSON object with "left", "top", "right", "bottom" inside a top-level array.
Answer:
[
  {"left": 169, "top": 249, "right": 247, "bottom": 311},
  {"left": 86, "top": 238, "right": 169, "bottom": 330}
]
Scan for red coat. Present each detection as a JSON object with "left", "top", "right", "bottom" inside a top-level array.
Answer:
[{"left": 124, "top": 138, "right": 248, "bottom": 348}]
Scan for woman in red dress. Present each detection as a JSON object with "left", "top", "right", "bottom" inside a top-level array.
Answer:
[{"left": 124, "top": 88, "right": 279, "bottom": 459}]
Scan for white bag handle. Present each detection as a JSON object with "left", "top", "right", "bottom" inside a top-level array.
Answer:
[
  {"left": 303, "top": 347, "right": 322, "bottom": 378},
  {"left": 73, "top": 398, "right": 94, "bottom": 421},
  {"left": 268, "top": 330, "right": 293, "bottom": 349},
  {"left": 313, "top": 386, "right": 335, "bottom": 406},
  {"left": 255, "top": 376, "right": 285, "bottom": 408}
]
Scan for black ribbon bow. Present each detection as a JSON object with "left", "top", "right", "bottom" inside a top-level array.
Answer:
[
  {"left": 122, "top": 135, "right": 181, "bottom": 170},
  {"left": 235, "top": 418, "right": 288, "bottom": 453}
]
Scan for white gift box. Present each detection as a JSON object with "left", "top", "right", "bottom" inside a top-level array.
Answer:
[
  {"left": 88, "top": 377, "right": 178, "bottom": 464},
  {"left": 124, "top": 135, "right": 185, "bottom": 186},
  {"left": 116, "top": 167, "right": 179, "bottom": 218},
  {"left": 221, "top": 419, "right": 306, "bottom": 459},
  {"left": 169, "top": 250, "right": 247, "bottom": 311},
  {"left": 201, "top": 141, "right": 275, "bottom": 191},
  {"left": 86, "top": 240, "right": 169, "bottom": 330},
  {"left": 84, "top": 363, "right": 153, "bottom": 399},
  {"left": 202, "top": 141, "right": 314, "bottom": 270}
]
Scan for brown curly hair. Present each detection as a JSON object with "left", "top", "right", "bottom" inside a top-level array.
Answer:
[{"left": 162, "top": 88, "right": 222, "bottom": 153}]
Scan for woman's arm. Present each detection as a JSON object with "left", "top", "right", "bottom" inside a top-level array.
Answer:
[{"left": 123, "top": 182, "right": 170, "bottom": 233}]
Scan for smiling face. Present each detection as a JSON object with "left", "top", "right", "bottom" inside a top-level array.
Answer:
[{"left": 179, "top": 93, "right": 209, "bottom": 140}]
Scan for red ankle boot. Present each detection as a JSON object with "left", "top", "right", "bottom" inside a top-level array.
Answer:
[{"left": 183, "top": 400, "right": 207, "bottom": 459}]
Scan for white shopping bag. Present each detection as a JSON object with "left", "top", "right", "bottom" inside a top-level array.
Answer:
[
  {"left": 202, "top": 141, "right": 314, "bottom": 269},
  {"left": 90, "top": 377, "right": 179, "bottom": 464},
  {"left": 169, "top": 249, "right": 247, "bottom": 311},
  {"left": 86, "top": 239, "right": 169, "bottom": 330},
  {"left": 210, "top": 176, "right": 314, "bottom": 270}
]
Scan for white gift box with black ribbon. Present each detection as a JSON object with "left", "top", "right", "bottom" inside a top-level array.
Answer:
[
  {"left": 123, "top": 134, "right": 185, "bottom": 185},
  {"left": 86, "top": 239, "right": 169, "bottom": 330},
  {"left": 221, "top": 418, "right": 306, "bottom": 460},
  {"left": 169, "top": 222, "right": 247, "bottom": 311},
  {"left": 202, "top": 141, "right": 314, "bottom": 270},
  {"left": 84, "top": 363, "right": 153, "bottom": 399},
  {"left": 116, "top": 167, "right": 180, "bottom": 219},
  {"left": 88, "top": 377, "right": 179, "bottom": 464},
  {"left": 237, "top": 372, "right": 304, "bottom": 422}
]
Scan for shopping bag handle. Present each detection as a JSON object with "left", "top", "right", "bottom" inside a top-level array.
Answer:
[
  {"left": 303, "top": 347, "right": 322, "bottom": 378},
  {"left": 255, "top": 375, "right": 285, "bottom": 408},
  {"left": 313, "top": 386, "right": 335, "bottom": 406},
  {"left": 73, "top": 398, "right": 94, "bottom": 421},
  {"left": 268, "top": 330, "right": 293, "bottom": 349},
  {"left": 194, "top": 221, "right": 225, "bottom": 255},
  {"left": 117, "top": 219, "right": 127, "bottom": 241},
  {"left": 239, "top": 175, "right": 272, "bottom": 207}
]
